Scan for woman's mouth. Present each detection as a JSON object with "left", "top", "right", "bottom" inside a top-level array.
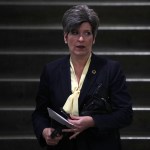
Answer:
[{"left": 76, "top": 45, "right": 85, "bottom": 49}]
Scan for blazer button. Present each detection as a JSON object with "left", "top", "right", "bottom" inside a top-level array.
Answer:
[{"left": 92, "top": 70, "right": 96, "bottom": 74}]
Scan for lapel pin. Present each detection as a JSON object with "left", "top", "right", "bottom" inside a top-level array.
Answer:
[{"left": 92, "top": 70, "right": 96, "bottom": 74}]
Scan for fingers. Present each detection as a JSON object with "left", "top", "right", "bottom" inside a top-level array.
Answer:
[
  {"left": 42, "top": 128, "right": 63, "bottom": 146},
  {"left": 46, "top": 135, "right": 63, "bottom": 145},
  {"left": 69, "top": 115, "right": 80, "bottom": 120},
  {"left": 62, "top": 127, "right": 80, "bottom": 133},
  {"left": 62, "top": 128, "right": 75, "bottom": 132},
  {"left": 62, "top": 128, "right": 80, "bottom": 140},
  {"left": 69, "top": 132, "right": 80, "bottom": 140},
  {"left": 46, "top": 138, "right": 58, "bottom": 145}
]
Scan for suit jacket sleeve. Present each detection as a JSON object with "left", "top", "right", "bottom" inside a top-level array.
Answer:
[{"left": 32, "top": 64, "right": 51, "bottom": 146}]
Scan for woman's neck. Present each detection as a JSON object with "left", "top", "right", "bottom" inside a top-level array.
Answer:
[
  {"left": 70, "top": 54, "right": 91, "bottom": 83},
  {"left": 70, "top": 53, "right": 91, "bottom": 67}
]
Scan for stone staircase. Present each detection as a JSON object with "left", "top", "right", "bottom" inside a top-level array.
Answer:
[{"left": 0, "top": 0, "right": 150, "bottom": 150}]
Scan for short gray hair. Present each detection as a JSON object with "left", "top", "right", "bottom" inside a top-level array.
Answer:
[{"left": 62, "top": 5, "right": 100, "bottom": 37}]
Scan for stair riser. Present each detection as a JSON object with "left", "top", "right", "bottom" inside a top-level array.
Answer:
[
  {"left": 0, "top": 138, "right": 150, "bottom": 150},
  {"left": 0, "top": 55, "right": 150, "bottom": 78},
  {"left": 0, "top": 81, "right": 150, "bottom": 107},
  {"left": 0, "top": 110, "right": 149, "bottom": 136},
  {"left": 0, "top": 5, "right": 150, "bottom": 25},
  {"left": 0, "top": 30, "right": 150, "bottom": 50}
]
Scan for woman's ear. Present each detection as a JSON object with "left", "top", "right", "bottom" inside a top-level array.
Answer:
[
  {"left": 93, "top": 37, "right": 96, "bottom": 44},
  {"left": 64, "top": 33, "right": 68, "bottom": 44}
]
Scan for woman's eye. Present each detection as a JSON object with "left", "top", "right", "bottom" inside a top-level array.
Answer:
[
  {"left": 70, "top": 30, "right": 92, "bottom": 37},
  {"left": 71, "top": 31, "right": 78, "bottom": 35},
  {"left": 84, "top": 31, "right": 92, "bottom": 36}
]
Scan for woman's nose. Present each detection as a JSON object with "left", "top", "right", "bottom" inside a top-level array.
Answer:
[{"left": 78, "top": 35, "right": 84, "bottom": 41}]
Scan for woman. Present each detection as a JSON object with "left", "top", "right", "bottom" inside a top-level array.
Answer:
[{"left": 32, "top": 5, "right": 133, "bottom": 150}]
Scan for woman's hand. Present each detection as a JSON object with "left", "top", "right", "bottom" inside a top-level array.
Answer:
[
  {"left": 42, "top": 128, "right": 63, "bottom": 146},
  {"left": 62, "top": 115, "right": 95, "bottom": 139}
]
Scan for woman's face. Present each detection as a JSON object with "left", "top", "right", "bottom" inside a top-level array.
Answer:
[{"left": 64, "top": 22, "right": 95, "bottom": 58}]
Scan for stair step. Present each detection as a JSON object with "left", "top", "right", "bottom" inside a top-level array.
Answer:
[
  {"left": 0, "top": 137, "right": 44, "bottom": 150},
  {"left": 0, "top": 29, "right": 150, "bottom": 51},
  {"left": 0, "top": 54, "right": 150, "bottom": 78},
  {"left": 0, "top": 4, "right": 150, "bottom": 26},
  {"left": 0, "top": 109, "right": 34, "bottom": 136},
  {"left": 0, "top": 136, "right": 149, "bottom": 150},
  {"left": 0, "top": 109, "right": 149, "bottom": 136},
  {"left": 0, "top": 136, "right": 150, "bottom": 150},
  {"left": 120, "top": 110, "right": 150, "bottom": 136},
  {"left": 128, "top": 81, "right": 150, "bottom": 107},
  {"left": 121, "top": 138, "right": 150, "bottom": 150},
  {"left": 0, "top": 80, "right": 150, "bottom": 108},
  {"left": 0, "top": 81, "right": 38, "bottom": 107}
]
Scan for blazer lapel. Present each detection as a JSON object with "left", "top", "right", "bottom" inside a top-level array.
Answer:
[
  {"left": 78, "top": 54, "right": 106, "bottom": 110},
  {"left": 60, "top": 56, "right": 72, "bottom": 104}
]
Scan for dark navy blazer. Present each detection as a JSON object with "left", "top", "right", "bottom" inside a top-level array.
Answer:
[{"left": 32, "top": 53, "right": 133, "bottom": 150}]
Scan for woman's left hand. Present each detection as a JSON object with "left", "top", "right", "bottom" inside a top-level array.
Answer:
[{"left": 62, "top": 115, "right": 95, "bottom": 139}]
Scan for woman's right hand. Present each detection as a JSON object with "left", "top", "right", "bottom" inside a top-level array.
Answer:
[{"left": 42, "top": 128, "right": 63, "bottom": 146}]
